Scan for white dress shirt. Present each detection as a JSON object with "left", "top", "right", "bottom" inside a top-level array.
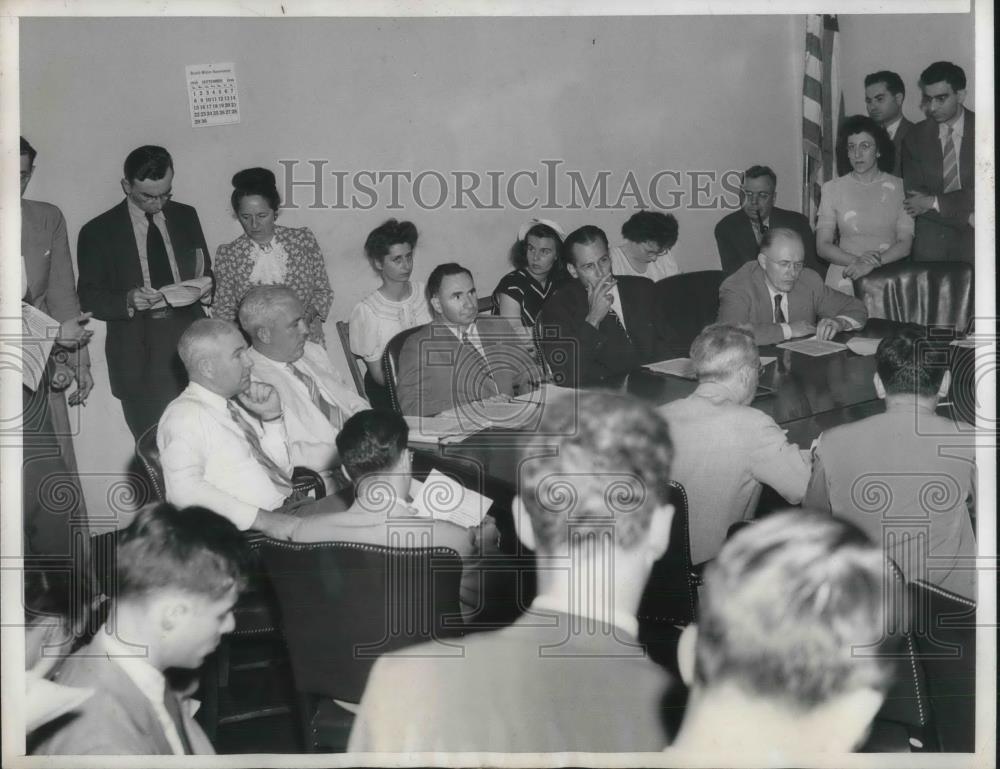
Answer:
[
  {"left": 884, "top": 116, "right": 902, "bottom": 140},
  {"left": 933, "top": 108, "right": 966, "bottom": 215},
  {"left": 157, "top": 381, "right": 292, "bottom": 529},
  {"left": 126, "top": 198, "right": 181, "bottom": 288},
  {"left": 764, "top": 282, "right": 860, "bottom": 340},
  {"left": 248, "top": 342, "right": 369, "bottom": 474},
  {"left": 609, "top": 244, "right": 681, "bottom": 282}
]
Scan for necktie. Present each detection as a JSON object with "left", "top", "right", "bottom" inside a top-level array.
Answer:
[
  {"left": 461, "top": 330, "right": 500, "bottom": 397},
  {"left": 145, "top": 213, "right": 174, "bottom": 289},
  {"left": 942, "top": 125, "right": 961, "bottom": 193},
  {"left": 773, "top": 294, "right": 787, "bottom": 324},
  {"left": 163, "top": 690, "right": 193, "bottom": 754},
  {"left": 756, "top": 211, "right": 768, "bottom": 244},
  {"left": 226, "top": 400, "right": 292, "bottom": 487},
  {"left": 288, "top": 363, "right": 344, "bottom": 428},
  {"left": 606, "top": 307, "right": 630, "bottom": 340}
]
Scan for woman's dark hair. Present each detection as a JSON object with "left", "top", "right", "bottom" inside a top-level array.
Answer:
[
  {"left": 509, "top": 222, "right": 567, "bottom": 279},
  {"left": 364, "top": 219, "right": 419, "bottom": 264},
  {"left": 621, "top": 210, "right": 679, "bottom": 251},
  {"left": 836, "top": 115, "right": 895, "bottom": 176},
  {"left": 230, "top": 167, "right": 281, "bottom": 214}
]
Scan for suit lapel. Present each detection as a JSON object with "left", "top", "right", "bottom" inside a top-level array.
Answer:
[
  {"left": 959, "top": 109, "right": 974, "bottom": 187},
  {"left": 114, "top": 200, "right": 144, "bottom": 288},
  {"left": 750, "top": 265, "right": 776, "bottom": 323}
]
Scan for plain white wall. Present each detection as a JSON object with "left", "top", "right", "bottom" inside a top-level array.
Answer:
[{"left": 17, "top": 13, "right": 973, "bottom": 523}]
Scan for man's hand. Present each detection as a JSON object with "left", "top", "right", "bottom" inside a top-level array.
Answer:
[
  {"left": 787, "top": 320, "right": 816, "bottom": 338},
  {"left": 470, "top": 514, "right": 501, "bottom": 552},
  {"left": 815, "top": 317, "right": 845, "bottom": 341},
  {"left": 67, "top": 366, "right": 94, "bottom": 406},
  {"left": 55, "top": 313, "right": 93, "bottom": 349},
  {"left": 128, "top": 287, "right": 164, "bottom": 311},
  {"left": 904, "top": 191, "right": 935, "bottom": 217},
  {"left": 238, "top": 382, "right": 283, "bottom": 421},
  {"left": 585, "top": 274, "right": 616, "bottom": 328}
]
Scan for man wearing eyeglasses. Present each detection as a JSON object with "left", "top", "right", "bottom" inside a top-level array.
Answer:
[
  {"left": 77, "top": 145, "right": 213, "bottom": 440},
  {"left": 714, "top": 165, "right": 822, "bottom": 277},
  {"left": 717, "top": 228, "right": 866, "bottom": 345}
]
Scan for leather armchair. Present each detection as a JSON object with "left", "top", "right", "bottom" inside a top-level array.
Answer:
[{"left": 853, "top": 261, "right": 973, "bottom": 330}]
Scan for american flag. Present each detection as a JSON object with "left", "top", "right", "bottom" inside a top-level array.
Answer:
[{"left": 801, "top": 14, "right": 844, "bottom": 226}]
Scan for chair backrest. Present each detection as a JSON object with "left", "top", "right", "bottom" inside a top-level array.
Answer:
[
  {"left": 335, "top": 320, "right": 367, "bottom": 397},
  {"left": 853, "top": 261, "right": 973, "bottom": 330},
  {"left": 135, "top": 424, "right": 165, "bottom": 502},
  {"left": 261, "top": 540, "right": 464, "bottom": 703},
  {"left": 906, "top": 579, "right": 976, "bottom": 751},
  {"left": 380, "top": 324, "right": 428, "bottom": 414},
  {"left": 637, "top": 480, "right": 698, "bottom": 626},
  {"left": 477, "top": 295, "right": 494, "bottom": 316},
  {"left": 655, "top": 270, "right": 725, "bottom": 349}
]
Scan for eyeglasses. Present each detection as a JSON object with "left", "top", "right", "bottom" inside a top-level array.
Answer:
[
  {"left": 642, "top": 245, "right": 670, "bottom": 258},
  {"left": 136, "top": 192, "right": 173, "bottom": 203},
  {"left": 741, "top": 189, "right": 773, "bottom": 202},
  {"left": 765, "top": 258, "right": 805, "bottom": 273},
  {"left": 847, "top": 141, "right": 875, "bottom": 154}
]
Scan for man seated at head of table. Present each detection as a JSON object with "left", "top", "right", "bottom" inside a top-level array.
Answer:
[
  {"left": 238, "top": 285, "right": 368, "bottom": 494},
  {"left": 348, "top": 392, "right": 677, "bottom": 752},
  {"left": 717, "top": 227, "right": 867, "bottom": 346},
  {"left": 395, "top": 262, "right": 543, "bottom": 417},
  {"left": 669, "top": 512, "right": 897, "bottom": 757},
  {"left": 291, "top": 409, "right": 499, "bottom": 620},
  {"left": 804, "top": 327, "right": 976, "bottom": 600},
  {"left": 537, "top": 225, "right": 684, "bottom": 387},
  {"left": 659, "top": 324, "right": 811, "bottom": 565},
  {"left": 157, "top": 318, "right": 302, "bottom": 540}
]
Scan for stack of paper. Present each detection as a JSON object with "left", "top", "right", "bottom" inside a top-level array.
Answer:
[
  {"left": 409, "top": 470, "right": 492, "bottom": 528},
  {"left": 776, "top": 338, "right": 847, "bottom": 357},
  {"left": 18, "top": 304, "right": 61, "bottom": 392}
]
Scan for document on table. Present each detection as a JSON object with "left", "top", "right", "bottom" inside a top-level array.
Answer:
[
  {"left": 432, "top": 398, "right": 542, "bottom": 440},
  {"left": 404, "top": 414, "right": 465, "bottom": 444},
  {"left": 18, "top": 303, "right": 61, "bottom": 392},
  {"left": 776, "top": 338, "right": 847, "bottom": 357},
  {"left": 409, "top": 470, "right": 492, "bottom": 528},
  {"left": 645, "top": 357, "right": 696, "bottom": 379}
]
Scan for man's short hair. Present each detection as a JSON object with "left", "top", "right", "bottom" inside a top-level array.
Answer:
[
  {"left": 561, "top": 225, "right": 609, "bottom": 266},
  {"left": 177, "top": 318, "right": 240, "bottom": 374},
  {"left": 115, "top": 503, "right": 248, "bottom": 602},
  {"left": 690, "top": 324, "right": 758, "bottom": 382},
  {"left": 743, "top": 165, "right": 777, "bottom": 188},
  {"left": 425, "top": 262, "right": 473, "bottom": 305},
  {"left": 836, "top": 114, "right": 895, "bottom": 176},
  {"left": 335, "top": 409, "right": 408, "bottom": 480},
  {"left": 876, "top": 325, "right": 948, "bottom": 398},
  {"left": 20, "top": 136, "right": 37, "bottom": 166},
  {"left": 694, "top": 511, "right": 897, "bottom": 709},
  {"left": 238, "top": 284, "right": 299, "bottom": 339},
  {"left": 864, "top": 70, "right": 905, "bottom": 97},
  {"left": 365, "top": 218, "right": 419, "bottom": 263},
  {"left": 760, "top": 226, "right": 802, "bottom": 254},
  {"left": 520, "top": 392, "right": 673, "bottom": 552},
  {"left": 919, "top": 61, "right": 966, "bottom": 92},
  {"left": 621, "top": 211, "right": 679, "bottom": 251},
  {"left": 123, "top": 145, "right": 173, "bottom": 183}
]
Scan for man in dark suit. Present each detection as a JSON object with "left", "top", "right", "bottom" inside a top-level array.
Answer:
[
  {"left": 537, "top": 224, "right": 683, "bottom": 387},
  {"left": 77, "top": 145, "right": 212, "bottom": 440},
  {"left": 349, "top": 392, "right": 676, "bottom": 752},
  {"left": 717, "top": 228, "right": 867, "bottom": 345},
  {"left": 864, "top": 70, "right": 914, "bottom": 177},
  {"left": 396, "top": 262, "right": 542, "bottom": 417},
  {"left": 901, "top": 61, "right": 974, "bottom": 264},
  {"left": 714, "top": 165, "right": 822, "bottom": 277}
]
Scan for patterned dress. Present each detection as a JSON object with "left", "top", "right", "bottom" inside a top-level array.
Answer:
[
  {"left": 491, "top": 269, "right": 565, "bottom": 327},
  {"left": 213, "top": 225, "right": 334, "bottom": 344}
]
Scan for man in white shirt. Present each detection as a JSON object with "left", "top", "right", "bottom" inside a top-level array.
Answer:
[
  {"left": 238, "top": 285, "right": 368, "bottom": 492},
  {"left": 349, "top": 391, "right": 677, "bottom": 752},
  {"left": 32, "top": 503, "right": 244, "bottom": 755},
  {"left": 659, "top": 324, "right": 811, "bottom": 564},
  {"left": 717, "top": 228, "right": 867, "bottom": 346},
  {"left": 157, "top": 318, "right": 300, "bottom": 538},
  {"left": 864, "top": 70, "right": 913, "bottom": 176}
]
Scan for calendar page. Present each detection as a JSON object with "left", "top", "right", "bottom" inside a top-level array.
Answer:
[{"left": 186, "top": 63, "right": 240, "bottom": 127}]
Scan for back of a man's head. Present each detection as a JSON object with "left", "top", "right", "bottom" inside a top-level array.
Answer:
[
  {"left": 759, "top": 226, "right": 802, "bottom": 256},
  {"left": 335, "top": 409, "right": 409, "bottom": 481},
  {"left": 115, "top": 503, "right": 248, "bottom": 604},
  {"left": 690, "top": 324, "right": 757, "bottom": 385},
  {"left": 692, "top": 511, "right": 896, "bottom": 714},
  {"left": 875, "top": 326, "right": 947, "bottom": 399},
  {"left": 519, "top": 391, "right": 673, "bottom": 555},
  {"left": 123, "top": 145, "right": 173, "bottom": 183},
  {"left": 561, "top": 225, "right": 609, "bottom": 266},
  {"left": 238, "top": 284, "right": 299, "bottom": 342},
  {"left": 177, "top": 317, "right": 239, "bottom": 378}
]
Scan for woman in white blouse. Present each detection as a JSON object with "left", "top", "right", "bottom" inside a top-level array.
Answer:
[
  {"left": 349, "top": 219, "right": 431, "bottom": 409},
  {"left": 608, "top": 210, "right": 682, "bottom": 282}
]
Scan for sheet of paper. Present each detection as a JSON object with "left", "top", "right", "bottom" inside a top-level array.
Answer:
[
  {"left": 17, "top": 303, "right": 61, "bottom": 392},
  {"left": 776, "top": 338, "right": 847, "bottom": 357},
  {"left": 846, "top": 336, "right": 880, "bottom": 356},
  {"left": 160, "top": 276, "right": 212, "bottom": 307},
  {"left": 410, "top": 470, "right": 492, "bottom": 528},
  {"left": 434, "top": 398, "right": 542, "bottom": 434},
  {"left": 759, "top": 356, "right": 777, "bottom": 368},
  {"left": 645, "top": 357, "right": 696, "bottom": 379},
  {"left": 511, "top": 382, "right": 574, "bottom": 406},
  {"left": 404, "top": 414, "right": 465, "bottom": 444}
]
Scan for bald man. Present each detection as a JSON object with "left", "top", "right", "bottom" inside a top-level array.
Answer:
[
  {"left": 157, "top": 318, "right": 299, "bottom": 539},
  {"left": 717, "top": 228, "right": 867, "bottom": 345}
]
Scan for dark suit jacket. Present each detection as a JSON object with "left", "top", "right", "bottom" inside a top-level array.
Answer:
[
  {"left": 396, "top": 317, "right": 542, "bottom": 416},
  {"left": 717, "top": 261, "right": 867, "bottom": 345},
  {"left": 890, "top": 116, "right": 915, "bottom": 177},
  {"left": 714, "top": 206, "right": 823, "bottom": 277},
  {"left": 77, "top": 199, "right": 210, "bottom": 399},
  {"left": 349, "top": 611, "right": 673, "bottom": 752},
  {"left": 901, "top": 109, "right": 975, "bottom": 263},
  {"left": 31, "top": 633, "right": 214, "bottom": 755},
  {"left": 537, "top": 276, "right": 683, "bottom": 388}
]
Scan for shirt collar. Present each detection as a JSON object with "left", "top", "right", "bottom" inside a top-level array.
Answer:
[
  {"left": 884, "top": 116, "right": 902, "bottom": 138},
  {"left": 102, "top": 630, "right": 167, "bottom": 706},
  {"left": 187, "top": 380, "right": 230, "bottom": 411},
  {"left": 939, "top": 107, "right": 965, "bottom": 139},
  {"left": 439, "top": 318, "right": 477, "bottom": 342},
  {"left": 530, "top": 594, "right": 639, "bottom": 639},
  {"left": 763, "top": 277, "right": 789, "bottom": 304},
  {"left": 126, "top": 197, "right": 163, "bottom": 224}
]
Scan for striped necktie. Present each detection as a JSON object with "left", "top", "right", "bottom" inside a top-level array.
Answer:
[
  {"left": 942, "top": 125, "right": 961, "bottom": 193},
  {"left": 226, "top": 399, "right": 291, "bottom": 487},
  {"left": 287, "top": 362, "right": 344, "bottom": 428}
]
